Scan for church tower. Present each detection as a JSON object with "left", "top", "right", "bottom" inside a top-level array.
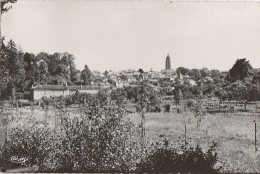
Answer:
[{"left": 165, "top": 54, "right": 171, "bottom": 70}]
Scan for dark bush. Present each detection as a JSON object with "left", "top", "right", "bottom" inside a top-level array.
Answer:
[
  {"left": 137, "top": 142, "right": 220, "bottom": 173},
  {"left": 164, "top": 104, "right": 171, "bottom": 112}
]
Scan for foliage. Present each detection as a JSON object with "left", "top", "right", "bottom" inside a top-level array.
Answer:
[
  {"left": 137, "top": 140, "right": 220, "bottom": 173},
  {"left": 177, "top": 67, "right": 189, "bottom": 76},
  {"left": 211, "top": 69, "right": 221, "bottom": 79},
  {"left": 80, "top": 65, "right": 93, "bottom": 85},
  {"left": 163, "top": 103, "right": 171, "bottom": 113},
  {"left": 201, "top": 67, "right": 211, "bottom": 78},
  {"left": 1, "top": 0, "right": 17, "bottom": 14},
  {"left": 229, "top": 58, "right": 254, "bottom": 81},
  {"left": 174, "top": 88, "right": 183, "bottom": 104},
  {"left": 135, "top": 81, "right": 161, "bottom": 112},
  {"left": 0, "top": 39, "right": 85, "bottom": 99},
  {"left": 138, "top": 68, "right": 144, "bottom": 74},
  {"left": 2, "top": 96, "right": 142, "bottom": 172},
  {"left": 188, "top": 69, "right": 202, "bottom": 79}
]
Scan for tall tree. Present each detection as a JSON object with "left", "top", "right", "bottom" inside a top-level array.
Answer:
[
  {"left": 47, "top": 53, "right": 62, "bottom": 76},
  {"left": 0, "top": 0, "right": 17, "bottom": 47},
  {"left": 38, "top": 60, "right": 49, "bottom": 84},
  {"left": 229, "top": 58, "right": 254, "bottom": 81},
  {"left": 80, "top": 65, "right": 93, "bottom": 85},
  {"left": 174, "top": 88, "right": 183, "bottom": 104},
  {"left": 61, "top": 52, "right": 78, "bottom": 83},
  {"left": 0, "top": 40, "right": 9, "bottom": 94},
  {"left": 14, "top": 46, "right": 25, "bottom": 91},
  {"left": 6, "top": 40, "right": 17, "bottom": 82}
]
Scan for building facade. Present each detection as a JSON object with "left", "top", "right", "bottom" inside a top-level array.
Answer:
[{"left": 31, "top": 84, "right": 110, "bottom": 100}]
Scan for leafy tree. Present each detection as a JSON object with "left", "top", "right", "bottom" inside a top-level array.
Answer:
[
  {"left": 1, "top": 0, "right": 17, "bottom": 14},
  {"left": 38, "top": 61, "right": 49, "bottom": 83},
  {"left": 174, "top": 88, "right": 183, "bottom": 104},
  {"left": 46, "top": 53, "right": 62, "bottom": 76},
  {"left": 252, "top": 75, "right": 260, "bottom": 85},
  {"left": 110, "top": 88, "right": 126, "bottom": 105},
  {"left": 61, "top": 52, "right": 78, "bottom": 83},
  {"left": 138, "top": 68, "right": 144, "bottom": 74},
  {"left": 177, "top": 67, "right": 189, "bottom": 76},
  {"left": 23, "top": 52, "right": 35, "bottom": 72},
  {"left": 188, "top": 69, "right": 201, "bottom": 79},
  {"left": 120, "top": 74, "right": 128, "bottom": 81},
  {"left": 80, "top": 65, "right": 93, "bottom": 85},
  {"left": 6, "top": 40, "right": 18, "bottom": 83},
  {"left": 104, "top": 70, "right": 109, "bottom": 77},
  {"left": 136, "top": 81, "right": 161, "bottom": 112},
  {"left": 2, "top": 40, "right": 26, "bottom": 95},
  {"left": 248, "top": 85, "right": 260, "bottom": 101},
  {"left": 229, "top": 58, "right": 254, "bottom": 81},
  {"left": 14, "top": 47, "right": 26, "bottom": 90},
  {"left": 201, "top": 67, "right": 211, "bottom": 78},
  {"left": 211, "top": 69, "right": 221, "bottom": 79},
  {"left": 56, "top": 64, "right": 70, "bottom": 81},
  {"left": 0, "top": 41, "right": 9, "bottom": 94}
]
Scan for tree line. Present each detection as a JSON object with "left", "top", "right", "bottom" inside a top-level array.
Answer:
[
  {"left": 0, "top": 39, "right": 94, "bottom": 100},
  {"left": 170, "top": 59, "right": 260, "bottom": 102}
]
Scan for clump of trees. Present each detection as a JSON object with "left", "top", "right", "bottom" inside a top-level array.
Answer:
[
  {"left": 0, "top": 39, "right": 96, "bottom": 100},
  {"left": 171, "top": 58, "right": 260, "bottom": 102}
]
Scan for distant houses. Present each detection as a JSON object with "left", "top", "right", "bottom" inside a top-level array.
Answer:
[{"left": 30, "top": 54, "right": 204, "bottom": 100}]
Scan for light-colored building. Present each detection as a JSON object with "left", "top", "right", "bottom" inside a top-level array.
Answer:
[
  {"left": 32, "top": 85, "right": 69, "bottom": 100},
  {"left": 31, "top": 84, "right": 110, "bottom": 100},
  {"left": 115, "top": 81, "right": 129, "bottom": 88}
]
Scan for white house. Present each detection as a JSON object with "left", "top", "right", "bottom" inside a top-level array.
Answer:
[
  {"left": 31, "top": 84, "right": 110, "bottom": 100},
  {"left": 31, "top": 85, "right": 69, "bottom": 100}
]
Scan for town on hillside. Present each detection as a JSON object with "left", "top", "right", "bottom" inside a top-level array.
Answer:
[{"left": 1, "top": 1, "right": 260, "bottom": 173}]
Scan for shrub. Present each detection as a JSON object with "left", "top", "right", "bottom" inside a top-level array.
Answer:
[
  {"left": 2, "top": 96, "right": 141, "bottom": 173},
  {"left": 186, "top": 99, "right": 195, "bottom": 107},
  {"left": 137, "top": 141, "right": 220, "bottom": 173},
  {"left": 164, "top": 104, "right": 171, "bottom": 113}
]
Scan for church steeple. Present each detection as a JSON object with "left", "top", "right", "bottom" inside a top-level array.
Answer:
[{"left": 165, "top": 54, "right": 171, "bottom": 70}]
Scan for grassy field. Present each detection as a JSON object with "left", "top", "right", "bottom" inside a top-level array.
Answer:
[
  {"left": 129, "top": 112, "right": 260, "bottom": 173},
  {"left": 2, "top": 106, "right": 260, "bottom": 173}
]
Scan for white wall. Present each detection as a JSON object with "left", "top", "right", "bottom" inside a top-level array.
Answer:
[{"left": 33, "top": 90, "right": 69, "bottom": 100}]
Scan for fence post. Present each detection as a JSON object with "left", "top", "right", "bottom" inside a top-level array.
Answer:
[
  {"left": 54, "top": 101, "right": 57, "bottom": 129},
  {"left": 185, "top": 125, "right": 187, "bottom": 149},
  {"left": 254, "top": 120, "right": 257, "bottom": 153}
]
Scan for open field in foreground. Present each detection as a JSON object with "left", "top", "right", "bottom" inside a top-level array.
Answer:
[
  {"left": 2, "top": 107, "right": 260, "bottom": 173},
  {"left": 129, "top": 112, "right": 260, "bottom": 173}
]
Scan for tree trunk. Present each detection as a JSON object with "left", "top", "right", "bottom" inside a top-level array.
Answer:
[{"left": 0, "top": 1, "right": 2, "bottom": 48}]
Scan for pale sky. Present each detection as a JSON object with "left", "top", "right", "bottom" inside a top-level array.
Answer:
[{"left": 2, "top": 0, "right": 260, "bottom": 72}]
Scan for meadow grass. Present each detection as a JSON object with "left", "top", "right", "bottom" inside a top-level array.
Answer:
[
  {"left": 3, "top": 107, "right": 260, "bottom": 173},
  {"left": 129, "top": 112, "right": 260, "bottom": 173}
]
